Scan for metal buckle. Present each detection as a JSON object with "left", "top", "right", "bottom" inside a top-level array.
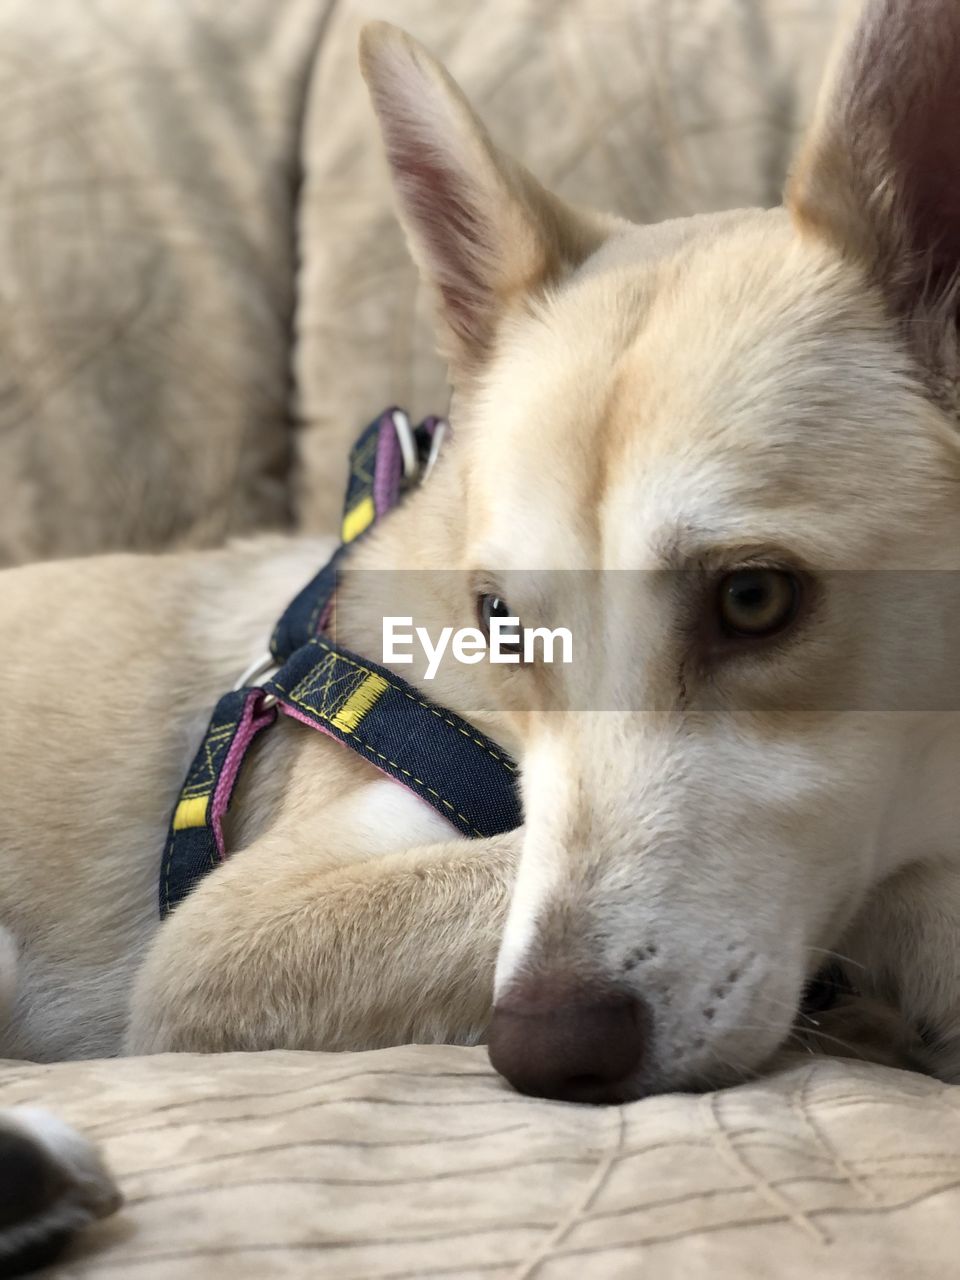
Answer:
[
  {"left": 231, "top": 409, "right": 443, "bottom": 714},
  {"left": 390, "top": 408, "right": 419, "bottom": 482},
  {"left": 233, "top": 652, "right": 279, "bottom": 709},
  {"left": 423, "top": 417, "right": 448, "bottom": 480}
]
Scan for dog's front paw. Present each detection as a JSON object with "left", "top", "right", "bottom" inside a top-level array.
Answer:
[{"left": 0, "top": 1107, "right": 121, "bottom": 1276}]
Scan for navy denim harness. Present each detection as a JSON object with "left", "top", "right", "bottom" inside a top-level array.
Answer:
[{"left": 160, "top": 409, "right": 523, "bottom": 917}]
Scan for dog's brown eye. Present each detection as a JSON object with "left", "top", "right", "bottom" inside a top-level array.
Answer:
[{"left": 718, "top": 569, "right": 798, "bottom": 637}]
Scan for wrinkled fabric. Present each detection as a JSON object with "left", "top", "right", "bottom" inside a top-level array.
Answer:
[
  {"left": 2, "top": 1045, "right": 957, "bottom": 1278},
  {"left": 0, "top": 0, "right": 840, "bottom": 559},
  {"left": 0, "top": 0, "right": 333, "bottom": 564}
]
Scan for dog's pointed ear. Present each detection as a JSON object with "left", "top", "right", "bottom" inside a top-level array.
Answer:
[
  {"left": 788, "top": 0, "right": 960, "bottom": 381},
  {"left": 359, "top": 22, "right": 609, "bottom": 383}
]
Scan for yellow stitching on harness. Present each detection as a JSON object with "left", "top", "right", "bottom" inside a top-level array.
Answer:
[
  {"left": 173, "top": 795, "right": 209, "bottom": 830},
  {"left": 341, "top": 496, "right": 375, "bottom": 544},
  {"left": 179, "top": 724, "right": 235, "bottom": 799},
  {"left": 330, "top": 673, "right": 389, "bottom": 733},
  {"left": 277, "top": 639, "right": 516, "bottom": 773}
]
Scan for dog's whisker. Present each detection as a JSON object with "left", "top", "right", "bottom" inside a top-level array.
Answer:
[
  {"left": 783, "top": 1029, "right": 817, "bottom": 1056},
  {"left": 792, "top": 1026, "right": 877, "bottom": 1060},
  {"left": 728, "top": 1020, "right": 870, "bottom": 1064},
  {"left": 698, "top": 1043, "right": 762, "bottom": 1086},
  {"left": 804, "top": 946, "right": 867, "bottom": 972},
  {"left": 750, "top": 992, "right": 832, "bottom": 1025}
]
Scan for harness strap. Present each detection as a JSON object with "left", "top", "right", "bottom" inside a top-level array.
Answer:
[
  {"left": 270, "top": 410, "right": 443, "bottom": 663},
  {"left": 265, "top": 638, "right": 519, "bottom": 839},
  {"left": 160, "top": 408, "right": 520, "bottom": 919},
  {"left": 160, "top": 690, "right": 277, "bottom": 916}
]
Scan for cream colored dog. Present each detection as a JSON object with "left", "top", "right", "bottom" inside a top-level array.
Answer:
[{"left": 3, "top": 0, "right": 960, "bottom": 1263}]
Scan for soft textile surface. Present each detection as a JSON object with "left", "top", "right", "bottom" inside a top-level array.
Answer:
[
  {"left": 294, "top": 0, "right": 839, "bottom": 530},
  {"left": 0, "top": 1045, "right": 956, "bottom": 1277},
  {"left": 0, "top": 0, "right": 333, "bottom": 564},
  {"left": 0, "top": 0, "right": 840, "bottom": 559}
]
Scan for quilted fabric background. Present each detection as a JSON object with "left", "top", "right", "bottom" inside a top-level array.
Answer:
[
  {"left": 0, "top": 0, "right": 838, "bottom": 560},
  {"left": 0, "top": 0, "right": 333, "bottom": 564}
]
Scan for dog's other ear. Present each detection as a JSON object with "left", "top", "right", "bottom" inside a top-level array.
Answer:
[
  {"left": 359, "top": 22, "right": 609, "bottom": 383},
  {"left": 788, "top": 0, "right": 960, "bottom": 386}
]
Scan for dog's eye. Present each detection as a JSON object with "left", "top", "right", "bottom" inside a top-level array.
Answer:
[
  {"left": 718, "top": 569, "right": 798, "bottom": 637},
  {"left": 477, "top": 594, "right": 521, "bottom": 648},
  {"left": 478, "top": 593, "right": 513, "bottom": 630}
]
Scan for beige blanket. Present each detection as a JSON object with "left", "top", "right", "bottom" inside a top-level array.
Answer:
[{"left": 2, "top": 1045, "right": 957, "bottom": 1278}]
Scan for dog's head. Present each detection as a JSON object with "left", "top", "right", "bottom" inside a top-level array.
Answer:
[{"left": 360, "top": 0, "right": 960, "bottom": 1100}]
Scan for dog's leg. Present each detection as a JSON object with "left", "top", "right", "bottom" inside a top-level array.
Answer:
[
  {"left": 0, "top": 1108, "right": 121, "bottom": 1277},
  {"left": 126, "top": 832, "right": 520, "bottom": 1054}
]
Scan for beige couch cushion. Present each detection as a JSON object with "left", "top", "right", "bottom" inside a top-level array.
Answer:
[
  {"left": 0, "top": 0, "right": 333, "bottom": 565},
  {"left": 0, "top": 0, "right": 839, "bottom": 557},
  {"left": 2, "top": 1044, "right": 957, "bottom": 1278},
  {"left": 294, "top": 0, "right": 839, "bottom": 532}
]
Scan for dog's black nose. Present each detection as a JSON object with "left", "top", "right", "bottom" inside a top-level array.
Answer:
[{"left": 488, "top": 977, "right": 650, "bottom": 1104}]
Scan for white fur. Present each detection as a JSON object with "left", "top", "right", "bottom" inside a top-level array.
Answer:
[{"left": 494, "top": 735, "right": 567, "bottom": 996}]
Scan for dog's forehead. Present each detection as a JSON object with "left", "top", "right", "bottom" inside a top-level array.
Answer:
[{"left": 468, "top": 211, "right": 948, "bottom": 570}]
